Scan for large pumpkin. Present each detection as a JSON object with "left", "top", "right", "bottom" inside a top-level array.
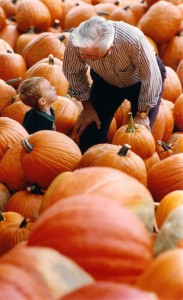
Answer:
[
  {"left": 40, "top": 166, "right": 154, "bottom": 231},
  {"left": 28, "top": 194, "right": 153, "bottom": 283},
  {"left": 136, "top": 249, "right": 183, "bottom": 299},
  {"left": 147, "top": 153, "right": 183, "bottom": 202},
  {"left": 20, "top": 130, "right": 82, "bottom": 189}
]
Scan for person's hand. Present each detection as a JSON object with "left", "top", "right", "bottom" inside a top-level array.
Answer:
[
  {"left": 76, "top": 106, "right": 101, "bottom": 136},
  {"left": 133, "top": 115, "right": 151, "bottom": 130}
]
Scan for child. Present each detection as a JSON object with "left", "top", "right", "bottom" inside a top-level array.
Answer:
[{"left": 18, "top": 76, "right": 58, "bottom": 134}]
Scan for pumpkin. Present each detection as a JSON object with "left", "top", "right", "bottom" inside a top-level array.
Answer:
[
  {"left": 0, "top": 79, "right": 16, "bottom": 114},
  {"left": 23, "top": 54, "right": 69, "bottom": 97},
  {"left": 173, "top": 93, "right": 183, "bottom": 131},
  {"left": 0, "top": 24, "right": 20, "bottom": 51},
  {"left": 0, "top": 117, "right": 28, "bottom": 160},
  {"left": 147, "top": 153, "right": 183, "bottom": 202},
  {"left": 0, "top": 5, "right": 6, "bottom": 31},
  {"left": 40, "top": 166, "right": 154, "bottom": 232},
  {"left": 0, "top": 38, "right": 14, "bottom": 52},
  {"left": 0, "top": 244, "right": 93, "bottom": 299},
  {"left": 137, "top": 1, "right": 182, "bottom": 45},
  {"left": 51, "top": 96, "right": 79, "bottom": 135},
  {"left": 112, "top": 112, "right": 156, "bottom": 159},
  {"left": 1, "top": 99, "right": 30, "bottom": 124},
  {"left": 0, "top": 218, "right": 33, "bottom": 256},
  {"left": 0, "top": 140, "right": 30, "bottom": 193},
  {"left": 94, "top": 3, "right": 118, "bottom": 20},
  {"left": 0, "top": 0, "right": 17, "bottom": 18},
  {"left": 155, "top": 190, "right": 183, "bottom": 229},
  {"left": 28, "top": 194, "right": 153, "bottom": 283},
  {"left": 162, "top": 66, "right": 182, "bottom": 103},
  {"left": 110, "top": 6, "right": 137, "bottom": 26},
  {"left": 61, "top": 281, "right": 159, "bottom": 300},
  {"left": 176, "top": 59, "right": 183, "bottom": 88},
  {"left": 143, "top": 151, "right": 160, "bottom": 171},
  {"left": 0, "top": 183, "right": 11, "bottom": 212},
  {"left": 136, "top": 249, "right": 183, "bottom": 299},
  {"left": 79, "top": 143, "right": 147, "bottom": 186},
  {"left": 151, "top": 99, "right": 174, "bottom": 145},
  {"left": 0, "top": 50, "right": 27, "bottom": 87},
  {"left": 114, "top": 99, "right": 131, "bottom": 128},
  {"left": 39, "top": 0, "right": 64, "bottom": 26},
  {"left": 153, "top": 205, "right": 183, "bottom": 256},
  {"left": 22, "top": 32, "right": 65, "bottom": 68},
  {"left": 0, "top": 211, "right": 24, "bottom": 233},
  {"left": 16, "top": 0, "right": 51, "bottom": 33},
  {"left": 20, "top": 130, "right": 82, "bottom": 189},
  {"left": 161, "top": 33, "right": 183, "bottom": 71},
  {"left": 15, "top": 26, "right": 40, "bottom": 55},
  {"left": 63, "top": 4, "right": 96, "bottom": 31},
  {"left": 0, "top": 263, "right": 54, "bottom": 300},
  {"left": 4, "top": 185, "right": 44, "bottom": 222}
]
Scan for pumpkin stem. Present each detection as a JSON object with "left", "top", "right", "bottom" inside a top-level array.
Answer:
[
  {"left": 6, "top": 77, "right": 22, "bottom": 85},
  {"left": 117, "top": 143, "right": 131, "bottom": 156},
  {"left": 0, "top": 212, "right": 4, "bottom": 221},
  {"left": 97, "top": 11, "right": 110, "bottom": 16},
  {"left": 27, "top": 184, "right": 44, "bottom": 195},
  {"left": 114, "top": 0, "right": 120, "bottom": 5},
  {"left": 21, "top": 139, "right": 33, "bottom": 153},
  {"left": 52, "top": 19, "right": 60, "bottom": 28},
  {"left": 157, "top": 140, "right": 172, "bottom": 151},
  {"left": 125, "top": 112, "right": 138, "bottom": 133},
  {"left": 48, "top": 54, "right": 54, "bottom": 65},
  {"left": 19, "top": 218, "right": 30, "bottom": 228},
  {"left": 123, "top": 6, "right": 130, "bottom": 10}
]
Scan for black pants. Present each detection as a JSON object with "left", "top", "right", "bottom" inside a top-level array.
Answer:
[{"left": 79, "top": 55, "right": 166, "bottom": 154}]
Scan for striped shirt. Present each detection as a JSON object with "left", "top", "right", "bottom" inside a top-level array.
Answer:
[{"left": 62, "top": 21, "right": 162, "bottom": 111}]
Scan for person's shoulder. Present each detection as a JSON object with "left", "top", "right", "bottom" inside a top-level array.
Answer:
[{"left": 115, "top": 21, "right": 143, "bottom": 37}]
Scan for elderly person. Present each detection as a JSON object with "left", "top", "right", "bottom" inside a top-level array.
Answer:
[{"left": 63, "top": 16, "right": 166, "bottom": 153}]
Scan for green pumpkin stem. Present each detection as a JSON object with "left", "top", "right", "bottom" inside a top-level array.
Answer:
[
  {"left": 157, "top": 140, "right": 172, "bottom": 151},
  {"left": 125, "top": 112, "right": 138, "bottom": 133},
  {"left": 19, "top": 218, "right": 30, "bottom": 228},
  {"left": 21, "top": 139, "right": 33, "bottom": 153},
  {"left": 118, "top": 144, "right": 131, "bottom": 156}
]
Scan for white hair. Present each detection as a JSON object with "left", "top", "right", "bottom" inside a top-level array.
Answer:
[{"left": 71, "top": 16, "right": 115, "bottom": 51}]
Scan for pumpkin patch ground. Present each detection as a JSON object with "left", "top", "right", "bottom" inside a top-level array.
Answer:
[{"left": 0, "top": 0, "right": 182, "bottom": 299}]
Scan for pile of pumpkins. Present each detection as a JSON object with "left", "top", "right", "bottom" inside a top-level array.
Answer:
[{"left": 0, "top": 0, "right": 182, "bottom": 299}]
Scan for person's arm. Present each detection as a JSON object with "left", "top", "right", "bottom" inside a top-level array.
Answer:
[
  {"left": 76, "top": 100, "right": 101, "bottom": 136},
  {"left": 62, "top": 38, "right": 91, "bottom": 102}
]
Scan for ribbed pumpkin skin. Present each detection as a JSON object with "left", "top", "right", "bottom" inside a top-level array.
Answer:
[
  {"left": 79, "top": 143, "right": 147, "bottom": 186},
  {"left": 0, "top": 245, "right": 93, "bottom": 300},
  {"left": 173, "top": 94, "right": 183, "bottom": 131},
  {"left": 0, "top": 140, "right": 30, "bottom": 193},
  {"left": 0, "top": 263, "right": 54, "bottom": 300},
  {"left": 147, "top": 153, "right": 183, "bottom": 202},
  {"left": 61, "top": 282, "right": 159, "bottom": 300},
  {"left": 0, "top": 117, "right": 28, "bottom": 160},
  {"left": 40, "top": 166, "right": 154, "bottom": 232},
  {"left": 136, "top": 249, "right": 183, "bottom": 299},
  {"left": 28, "top": 194, "right": 153, "bottom": 283},
  {"left": 20, "top": 130, "right": 82, "bottom": 189}
]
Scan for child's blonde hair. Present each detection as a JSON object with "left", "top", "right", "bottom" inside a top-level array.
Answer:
[{"left": 18, "top": 77, "right": 46, "bottom": 108}]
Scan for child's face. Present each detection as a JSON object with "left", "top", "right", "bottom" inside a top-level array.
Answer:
[{"left": 39, "top": 79, "right": 58, "bottom": 104}]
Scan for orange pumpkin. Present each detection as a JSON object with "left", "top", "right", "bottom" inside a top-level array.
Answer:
[
  {"left": 176, "top": 59, "right": 183, "bottom": 88},
  {"left": 155, "top": 190, "right": 183, "bottom": 229},
  {"left": 79, "top": 143, "right": 147, "bottom": 185},
  {"left": 0, "top": 117, "right": 28, "bottom": 160},
  {"left": 112, "top": 113, "right": 156, "bottom": 159},
  {"left": 28, "top": 194, "right": 153, "bottom": 283},
  {"left": 40, "top": 166, "right": 154, "bottom": 231},
  {"left": 173, "top": 93, "right": 183, "bottom": 131},
  {"left": 162, "top": 66, "right": 182, "bottom": 103},
  {"left": 147, "top": 153, "right": 183, "bottom": 202},
  {"left": 0, "top": 244, "right": 93, "bottom": 299},
  {"left": 0, "top": 79, "right": 16, "bottom": 114},
  {"left": 0, "top": 183, "right": 11, "bottom": 212},
  {"left": 20, "top": 130, "right": 82, "bottom": 189},
  {"left": 4, "top": 185, "right": 44, "bottom": 222},
  {"left": 22, "top": 32, "right": 65, "bottom": 68},
  {"left": 16, "top": 0, "right": 51, "bottom": 33},
  {"left": 0, "top": 24, "right": 20, "bottom": 51},
  {"left": 1, "top": 100, "right": 30, "bottom": 124},
  {"left": 0, "top": 0, "right": 17, "bottom": 18},
  {"left": 136, "top": 249, "right": 183, "bottom": 299},
  {"left": 15, "top": 27, "right": 40, "bottom": 55},
  {"left": 0, "top": 211, "right": 24, "bottom": 233},
  {"left": 137, "top": 1, "right": 182, "bottom": 45},
  {"left": 61, "top": 281, "right": 159, "bottom": 300}
]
